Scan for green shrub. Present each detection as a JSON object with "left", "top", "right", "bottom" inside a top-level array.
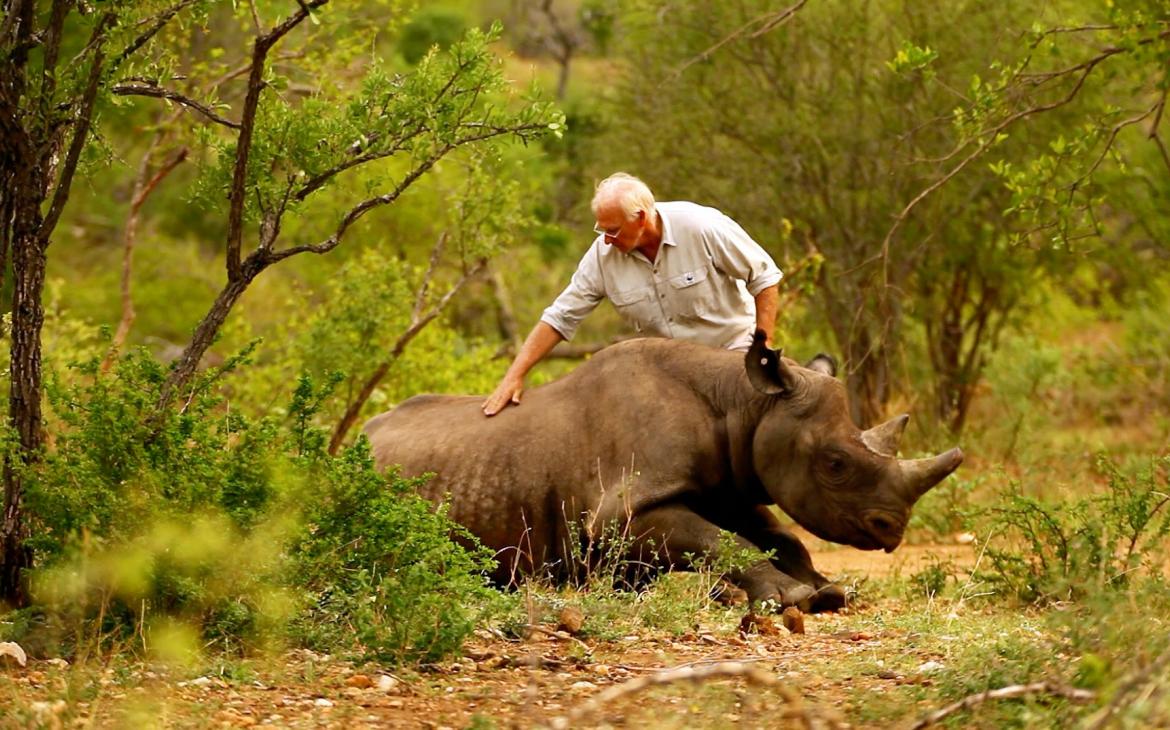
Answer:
[
  {"left": 974, "top": 454, "right": 1170, "bottom": 604},
  {"left": 285, "top": 437, "right": 498, "bottom": 664},
  {"left": 10, "top": 353, "right": 497, "bottom": 666}
]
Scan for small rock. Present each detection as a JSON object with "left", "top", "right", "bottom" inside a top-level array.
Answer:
[
  {"left": 377, "top": 675, "right": 399, "bottom": 693},
  {"left": 877, "top": 670, "right": 899, "bottom": 680},
  {"left": 917, "top": 660, "right": 945, "bottom": 674},
  {"left": 570, "top": 681, "right": 597, "bottom": 691},
  {"left": 739, "top": 612, "right": 780, "bottom": 636},
  {"left": 314, "top": 698, "right": 334, "bottom": 708},
  {"left": 781, "top": 607, "right": 805, "bottom": 635},
  {"left": 388, "top": 699, "right": 405, "bottom": 709},
  {"left": 46, "top": 658, "right": 69, "bottom": 669},
  {"left": 0, "top": 641, "right": 27, "bottom": 667},
  {"left": 557, "top": 606, "right": 585, "bottom": 635},
  {"left": 345, "top": 674, "right": 373, "bottom": 689},
  {"left": 189, "top": 676, "right": 212, "bottom": 688},
  {"left": 954, "top": 532, "right": 976, "bottom": 545}
]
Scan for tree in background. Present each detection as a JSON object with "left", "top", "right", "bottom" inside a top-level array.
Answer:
[
  {"left": 0, "top": 0, "right": 560, "bottom": 606},
  {"left": 589, "top": 0, "right": 1166, "bottom": 434}
]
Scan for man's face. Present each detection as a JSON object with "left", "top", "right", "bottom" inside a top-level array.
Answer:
[{"left": 594, "top": 205, "right": 644, "bottom": 254}]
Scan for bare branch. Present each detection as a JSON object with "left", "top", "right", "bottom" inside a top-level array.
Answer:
[
  {"left": 112, "top": 83, "right": 241, "bottom": 128},
  {"left": 910, "top": 682, "right": 1095, "bottom": 730},
  {"left": 668, "top": 1, "right": 808, "bottom": 82},
  {"left": 102, "top": 140, "right": 188, "bottom": 371},
  {"left": 109, "top": 0, "right": 203, "bottom": 74},
  {"left": 246, "top": 0, "right": 264, "bottom": 35},
  {"left": 226, "top": 0, "right": 329, "bottom": 279},
  {"left": 413, "top": 231, "right": 448, "bottom": 322},
  {"left": 549, "top": 661, "right": 834, "bottom": 730},
  {"left": 327, "top": 256, "right": 489, "bottom": 454},
  {"left": 39, "top": 13, "right": 115, "bottom": 239},
  {"left": 38, "top": 0, "right": 69, "bottom": 104}
]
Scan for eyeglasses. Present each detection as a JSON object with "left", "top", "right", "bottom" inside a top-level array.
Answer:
[{"left": 593, "top": 221, "right": 622, "bottom": 238}]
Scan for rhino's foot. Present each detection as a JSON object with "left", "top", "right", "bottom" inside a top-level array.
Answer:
[
  {"left": 750, "top": 581, "right": 848, "bottom": 613},
  {"left": 805, "top": 583, "right": 847, "bottom": 613}
]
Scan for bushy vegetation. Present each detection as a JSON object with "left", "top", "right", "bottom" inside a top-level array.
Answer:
[{"left": 3, "top": 351, "right": 495, "bottom": 666}]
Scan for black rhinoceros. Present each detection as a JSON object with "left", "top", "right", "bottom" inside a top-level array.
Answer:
[{"left": 363, "top": 332, "right": 963, "bottom": 612}]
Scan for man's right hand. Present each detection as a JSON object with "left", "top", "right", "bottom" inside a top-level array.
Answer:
[{"left": 482, "top": 374, "right": 524, "bottom": 416}]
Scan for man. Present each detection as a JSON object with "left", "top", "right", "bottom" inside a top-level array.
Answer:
[{"left": 482, "top": 172, "right": 782, "bottom": 416}]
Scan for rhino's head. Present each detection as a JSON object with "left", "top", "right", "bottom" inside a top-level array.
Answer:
[{"left": 745, "top": 332, "right": 963, "bottom": 553}]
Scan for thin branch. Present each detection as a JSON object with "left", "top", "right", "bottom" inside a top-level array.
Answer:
[
  {"left": 246, "top": 0, "right": 264, "bottom": 35},
  {"left": 327, "top": 257, "right": 488, "bottom": 454},
  {"left": 877, "top": 56, "right": 1104, "bottom": 289},
  {"left": 111, "top": 83, "right": 241, "bottom": 128},
  {"left": 109, "top": 0, "right": 202, "bottom": 74},
  {"left": 413, "top": 231, "right": 448, "bottom": 322},
  {"left": 1082, "top": 633, "right": 1170, "bottom": 729},
  {"left": 668, "top": 1, "right": 808, "bottom": 82},
  {"left": 910, "top": 682, "right": 1094, "bottom": 729},
  {"left": 38, "top": 0, "right": 69, "bottom": 105},
  {"left": 225, "top": 0, "right": 329, "bottom": 279},
  {"left": 39, "top": 13, "right": 115, "bottom": 239},
  {"left": 102, "top": 142, "right": 189, "bottom": 372},
  {"left": 548, "top": 661, "right": 833, "bottom": 730},
  {"left": 270, "top": 123, "right": 548, "bottom": 263}
]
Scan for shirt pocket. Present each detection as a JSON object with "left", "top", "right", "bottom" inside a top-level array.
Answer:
[
  {"left": 609, "top": 286, "right": 655, "bottom": 331},
  {"left": 668, "top": 266, "right": 716, "bottom": 318}
]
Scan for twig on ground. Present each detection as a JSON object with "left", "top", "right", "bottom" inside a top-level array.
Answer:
[
  {"left": 547, "top": 661, "right": 836, "bottom": 730},
  {"left": 908, "top": 681, "right": 1095, "bottom": 729},
  {"left": 525, "top": 624, "right": 593, "bottom": 657}
]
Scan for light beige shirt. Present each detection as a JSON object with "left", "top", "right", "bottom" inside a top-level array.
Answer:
[{"left": 541, "top": 201, "right": 782, "bottom": 350}]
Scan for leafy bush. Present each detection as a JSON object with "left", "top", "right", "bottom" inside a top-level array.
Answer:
[
  {"left": 9, "top": 353, "right": 496, "bottom": 666},
  {"left": 974, "top": 454, "right": 1170, "bottom": 604},
  {"left": 286, "top": 436, "right": 498, "bottom": 664}
]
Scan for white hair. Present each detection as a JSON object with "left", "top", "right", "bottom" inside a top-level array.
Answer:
[{"left": 591, "top": 172, "right": 656, "bottom": 220}]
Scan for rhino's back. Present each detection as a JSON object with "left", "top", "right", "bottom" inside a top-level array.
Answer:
[{"left": 361, "top": 339, "right": 736, "bottom": 548}]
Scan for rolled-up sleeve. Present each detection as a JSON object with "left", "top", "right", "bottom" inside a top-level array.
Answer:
[
  {"left": 702, "top": 214, "right": 783, "bottom": 297},
  {"left": 540, "top": 243, "right": 606, "bottom": 341}
]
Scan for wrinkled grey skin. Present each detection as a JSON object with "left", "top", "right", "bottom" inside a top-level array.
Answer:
[{"left": 363, "top": 332, "right": 963, "bottom": 613}]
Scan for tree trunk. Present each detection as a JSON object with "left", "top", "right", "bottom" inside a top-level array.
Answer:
[{"left": 1, "top": 200, "right": 49, "bottom": 607}]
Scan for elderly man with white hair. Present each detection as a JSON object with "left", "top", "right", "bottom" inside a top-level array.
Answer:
[{"left": 483, "top": 172, "right": 783, "bottom": 416}]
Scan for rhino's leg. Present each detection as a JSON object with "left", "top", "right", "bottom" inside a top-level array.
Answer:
[
  {"left": 733, "top": 506, "right": 848, "bottom": 613},
  {"left": 624, "top": 503, "right": 818, "bottom": 609}
]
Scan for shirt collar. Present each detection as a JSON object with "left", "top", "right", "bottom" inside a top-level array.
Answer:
[{"left": 656, "top": 205, "right": 678, "bottom": 247}]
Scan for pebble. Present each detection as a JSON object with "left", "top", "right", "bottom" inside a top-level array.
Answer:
[
  {"left": 377, "top": 675, "right": 399, "bottom": 693},
  {"left": 314, "top": 698, "right": 334, "bottom": 708},
  {"left": 557, "top": 606, "right": 585, "bottom": 635},
  {"left": 570, "top": 681, "right": 597, "bottom": 691}
]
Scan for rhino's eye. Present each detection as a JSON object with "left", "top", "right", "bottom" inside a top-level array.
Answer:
[{"left": 817, "top": 451, "right": 852, "bottom": 485}]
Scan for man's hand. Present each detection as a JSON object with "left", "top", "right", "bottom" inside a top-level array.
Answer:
[{"left": 482, "top": 373, "right": 524, "bottom": 416}]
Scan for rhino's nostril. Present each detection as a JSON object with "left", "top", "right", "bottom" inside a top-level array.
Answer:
[{"left": 864, "top": 514, "right": 900, "bottom": 537}]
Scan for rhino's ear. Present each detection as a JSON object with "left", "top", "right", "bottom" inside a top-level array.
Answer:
[
  {"left": 746, "top": 330, "right": 798, "bottom": 396},
  {"left": 804, "top": 353, "right": 837, "bottom": 377}
]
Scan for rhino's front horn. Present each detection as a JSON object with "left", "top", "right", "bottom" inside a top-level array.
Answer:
[
  {"left": 899, "top": 447, "right": 964, "bottom": 500},
  {"left": 861, "top": 414, "right": 910, "bottom": 457}
]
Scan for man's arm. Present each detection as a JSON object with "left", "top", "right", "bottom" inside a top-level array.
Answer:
[
  {"left": 754, "top": 284, "right": 779, "bottom": 347},
  {"left": 482, "top": 321, "right": 564, "bottom": 416}
]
